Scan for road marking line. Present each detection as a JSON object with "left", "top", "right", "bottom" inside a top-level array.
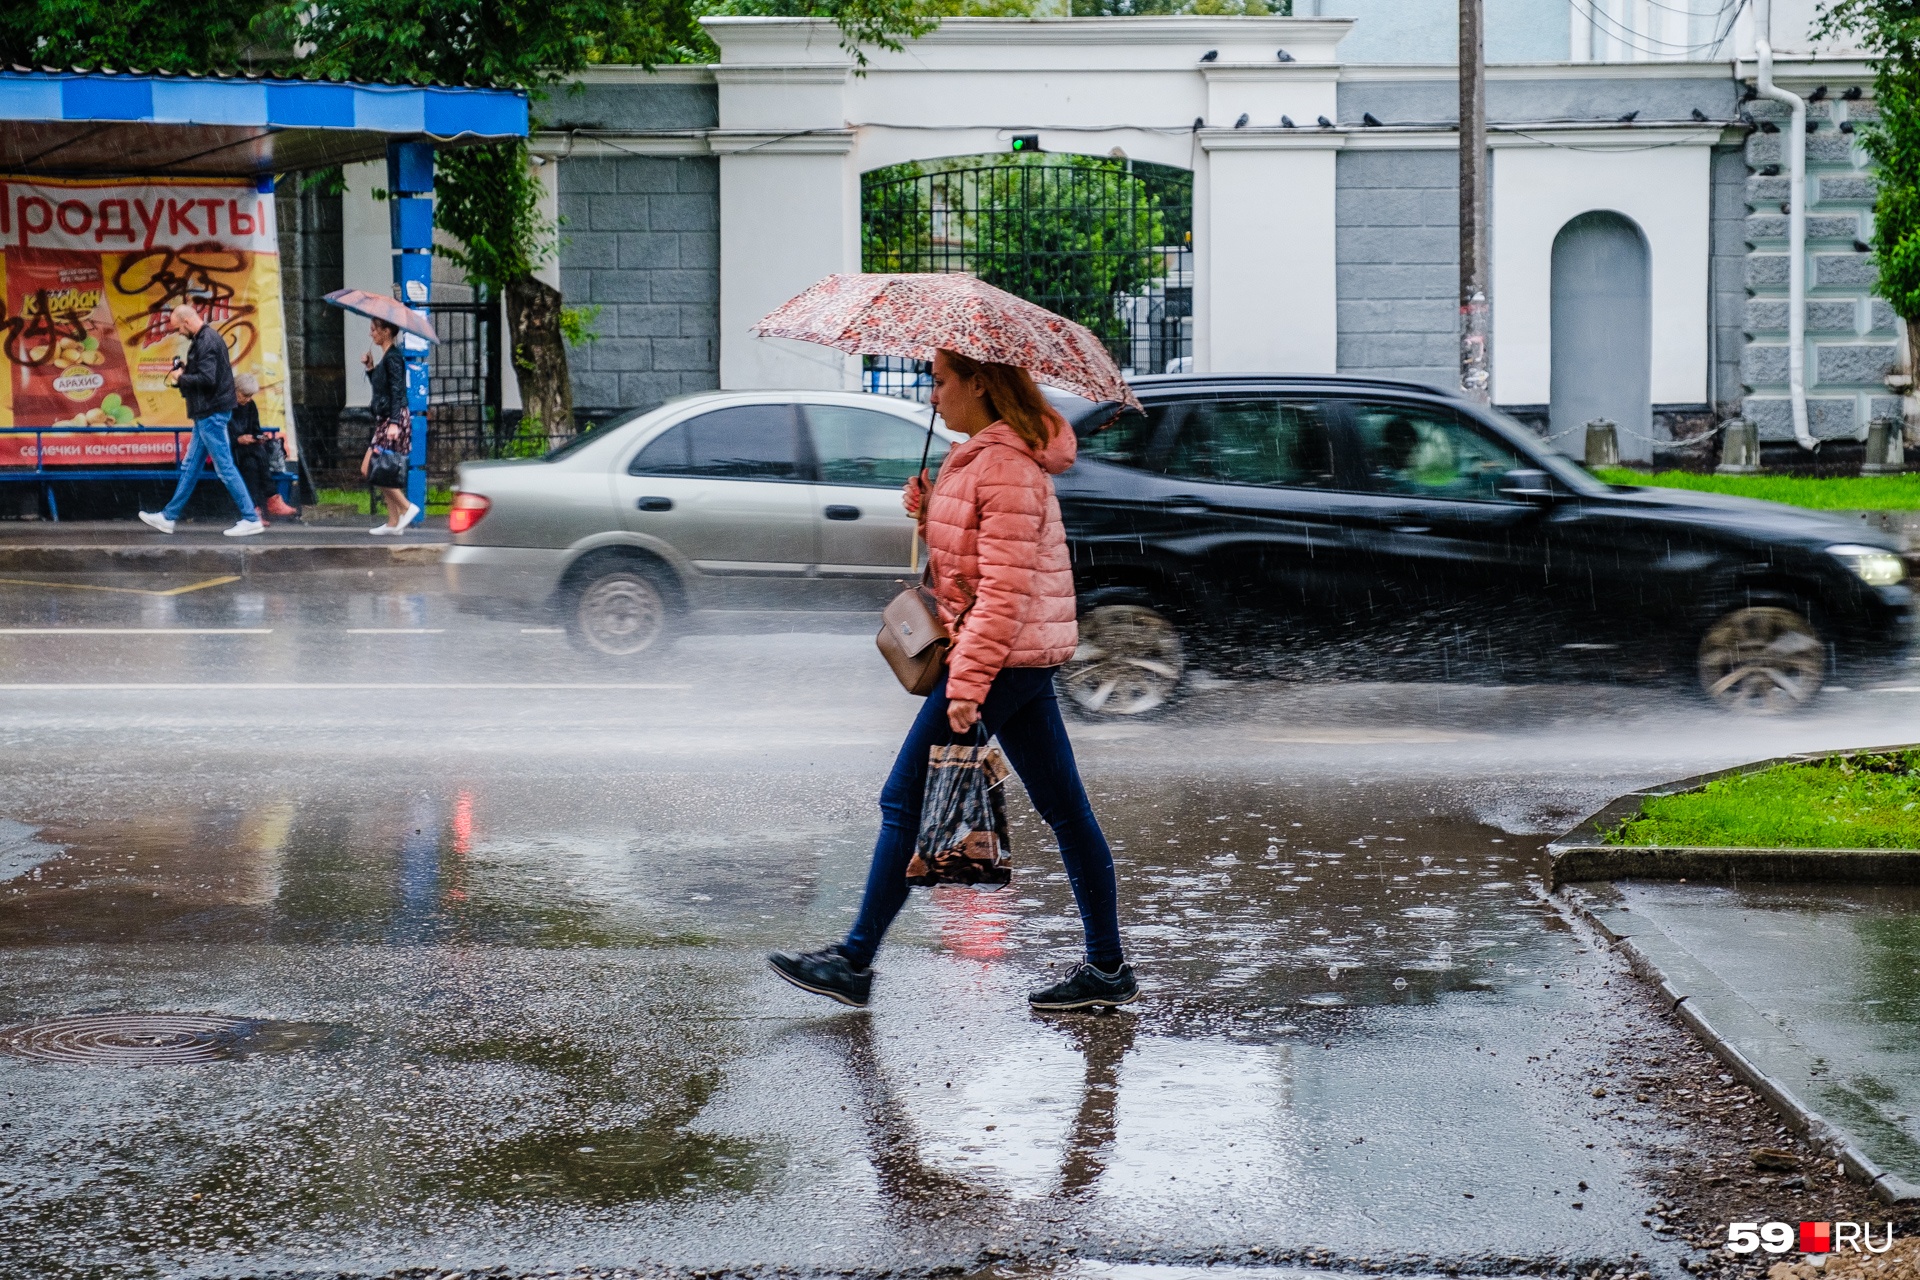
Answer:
[
  {"left": 0, "top": 574, "right": 242, "bottom": 597},
  {"left": 0, "top": 682, "right": 690, "bottom": 690},
  {"left": 1866, "top": 685, "right": 1920, "bottom": 693},
  {"left": 520, "top": 627, "right": 564, "bottom": 634},
  {"left": 344, "top": 628, "right": 445, "bottom": 634},
  {"left": 0, "top": 627, "right": 271, "bottom": 635}
]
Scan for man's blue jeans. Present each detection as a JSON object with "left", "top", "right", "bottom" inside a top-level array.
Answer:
[
  {"left": 841, "top": 666, "right": 1125, "bottom": 972},
  {"left": 161, "top": 412, "right": 256, "bottom": 522}
]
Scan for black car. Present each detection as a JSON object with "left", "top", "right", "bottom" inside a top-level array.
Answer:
[{"left": 1046, "top": 375, "right": 1913, "bottom": 717}]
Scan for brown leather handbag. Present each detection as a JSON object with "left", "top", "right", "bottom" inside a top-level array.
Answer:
[{"left": 877, "top": 569, "right": 951, "bottom": 696}]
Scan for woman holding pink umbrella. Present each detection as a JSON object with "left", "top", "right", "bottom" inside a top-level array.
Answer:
[{"left": 759, "top": 274, "right": 1139, "bottom": 1012}]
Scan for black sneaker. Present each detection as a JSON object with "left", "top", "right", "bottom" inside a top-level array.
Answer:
[
  {"left": 1028, "top": 962, "right": 1139, "bottom": 1011},
  {"left": 768, "top": 945, "right": 872, "bottom": 1008}
]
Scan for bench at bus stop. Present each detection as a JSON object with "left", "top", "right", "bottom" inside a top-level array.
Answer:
[{"left": 1, "top": 425, "right": 300, "bottom": 521}]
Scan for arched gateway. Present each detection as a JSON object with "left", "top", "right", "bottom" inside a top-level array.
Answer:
[
  {"left": 707, "top": 16, "right": 1354, "bottom": 392},
  {"left": 861, "top": 154, "right": 1194, "bottom": 385}
]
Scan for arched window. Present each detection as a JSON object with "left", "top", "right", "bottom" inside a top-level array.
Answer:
[{"left": 1549, "top": 210, "right": 1652, "bottom": 461}]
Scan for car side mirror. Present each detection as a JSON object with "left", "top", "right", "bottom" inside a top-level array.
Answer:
[{"left": 1497, "top": 468, "right": 1556, "bottom": 503}]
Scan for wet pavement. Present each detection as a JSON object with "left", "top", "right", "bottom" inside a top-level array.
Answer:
[
  {"left": 1588, "top": 881, "right": 1920, "bottom": 1191},
  {"left": 3, "top": 572, "right": 1920, "bottom": 1279}
]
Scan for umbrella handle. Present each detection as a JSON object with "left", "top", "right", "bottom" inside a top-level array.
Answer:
[{"left": 910, "top": 408, "right": 937, "bottom": 574}]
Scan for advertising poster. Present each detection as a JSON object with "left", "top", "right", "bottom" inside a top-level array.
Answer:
[{"left": 0, "top": 176, "right": 289, "bottom": 467}]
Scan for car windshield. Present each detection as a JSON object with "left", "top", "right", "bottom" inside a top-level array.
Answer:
[
  {"left": 543, "top": 412, "right": 646, "bottom": 462},
  {"left": 1482, "top": 407, "right": 1611, "bottom": 496}
]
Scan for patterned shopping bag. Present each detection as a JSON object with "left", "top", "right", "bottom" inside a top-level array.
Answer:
[{"left": 906, "top": 727, "right": 1012, "bottom": 887}]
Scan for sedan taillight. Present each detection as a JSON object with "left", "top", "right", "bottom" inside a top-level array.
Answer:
[{"left": 448, "top": 492, "right": 491, "bottom": 534}]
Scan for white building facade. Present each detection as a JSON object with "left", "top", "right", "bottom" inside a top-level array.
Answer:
[{"left": 309, "top": 3, "right": 1891, "bottom": 465}]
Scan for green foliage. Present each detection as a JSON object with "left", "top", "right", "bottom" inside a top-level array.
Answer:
[
  {"left": 500, "top": 415, "right": 552, "bottom": 458},
  {"left": 1594, "top": 467, "right": 1920, "bottom": 510},
  {"left": 559, "top": 305, "right": 602, "bottom": 346},
  {"left": 434, "top": 142, "right": 553, "bottom": 292},
  {"left": 862, "top": 153, "right": 1190, "bottom": 359},
  {"left": 697, "top": 0, "right": 933, "bottom": 63},
  {"left": 257, "top": 0, "right": 704, "bottom": 85},
  {"left": 0, "top": 0, "right": 268, "bottom": 72},
  {"left": 1818, "top": 1, "right": 1920, "bottom": 319},
  {"left": 1606, "top": 752, "right": 1920, "bottom": 850},
  {"left": 317, "top": 485, "right": 454, "bottom": 514}
]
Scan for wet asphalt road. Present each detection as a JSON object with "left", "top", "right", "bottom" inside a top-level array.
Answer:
[{"left": 2, "top": 570, "right": 1919, "bottom": 1279}]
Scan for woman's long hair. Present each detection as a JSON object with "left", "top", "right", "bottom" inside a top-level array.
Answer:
[{"left": 938, "top": 350, "right": 1056, "bottom": 453}]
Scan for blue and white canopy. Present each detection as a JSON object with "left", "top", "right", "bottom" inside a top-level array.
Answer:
[{"left": 0, "top": 68, "right": 528, "bottom": 177}]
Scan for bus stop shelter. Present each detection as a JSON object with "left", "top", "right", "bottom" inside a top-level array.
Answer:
[{"left": 0, "top": 68, "right": 528, "bottom": 519}]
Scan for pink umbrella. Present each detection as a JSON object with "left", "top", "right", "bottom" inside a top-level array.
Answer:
[
  {"left": 324, "top": 288, "right": 439, "bottom": 344},
  {"left": 752, "top": 273, "right": 1140, "bottom": 409}
]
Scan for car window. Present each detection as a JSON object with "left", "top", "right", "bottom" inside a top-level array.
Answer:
[
  {"left": 1352, "top": 403, "right": 1523, "bottom": 503},
  {"left": 629, "top": 405, "right": 800, "bottom": 479},
  {"left": 1163, "top": 400, "right": 1335, "bottom": 487},
  {"left": 806, "top": 404, "right": 946, "bottom": 488},
  {"left": 1078, "top": 404, "right": 1169, "bottom": 470}
]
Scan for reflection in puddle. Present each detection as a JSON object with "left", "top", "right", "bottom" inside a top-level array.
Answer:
[{"left": 460, "top": 1125, "right": 765, "bottom": 1204}]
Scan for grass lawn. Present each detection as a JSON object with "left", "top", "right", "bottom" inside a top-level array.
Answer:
[
  {"left": 1595, "top": 468, "right": 1920, "bottom": 511},
  {"left": 1606, "top": 751, "right": 1920, "bottom": 849},
  {"left": 315, "top": 485, "right": 453, "bottom": 515}
]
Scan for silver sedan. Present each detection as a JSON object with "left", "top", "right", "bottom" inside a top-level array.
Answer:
[{"left": 444, "top": 390, "right": 957, "bottom": 658}]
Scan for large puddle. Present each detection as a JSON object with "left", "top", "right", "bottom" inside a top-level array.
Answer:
[{"left": 0, "top": 773, "right": 1671, "bottom": 1276}]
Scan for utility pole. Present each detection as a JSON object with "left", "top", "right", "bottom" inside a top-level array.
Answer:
[{"left": 1459, "top": 0, "right": 1490, "bottom": 403}]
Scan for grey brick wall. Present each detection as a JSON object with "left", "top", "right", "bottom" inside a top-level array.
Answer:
[
  {"left": 1334, "top": 148, "right": 1458, "bottom": 391},
  {"left": 558, "top": 155, "right": 720, "bottom": 419},
  {"left": 1742, "top": 94, "right": 1896, "bottom": 441},
  {"left": 1710, "top": 145, "right": 1748, "bottom": 414}
]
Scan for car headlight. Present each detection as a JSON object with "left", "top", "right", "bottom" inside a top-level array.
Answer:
[{"left": 1828, "top": 543, "right": 1908, "bottom": 586}]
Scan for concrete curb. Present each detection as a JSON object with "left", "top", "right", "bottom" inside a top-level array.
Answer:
[
  {"left": 1546, "top": 743, "right": 1920, "bottom": 888},
  {"left": 1560, "top": 883, "right": 1920, "bottom": 1205},
  {"left": 0, "top": 543, "right": 445, "bottom": 574}
]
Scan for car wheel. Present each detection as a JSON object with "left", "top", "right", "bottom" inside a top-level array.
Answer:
[
  {"left": 568, "top": 562, "right": 675, "bottom": 659},
  {"left": 1696, "top": 605, "right": 1826, "bottom": 713},
  {"left": 1058, "top": 602, "right": 1187, "bottom": 717}
]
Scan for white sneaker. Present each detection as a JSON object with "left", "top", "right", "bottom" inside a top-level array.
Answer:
[
  {"left": 369, "top": 522, "right": 395, "bottom": 536},
  {"left": 223, "top": 519, "right": 266, "bottom": 538},
  {"left": 395, "top": 502, "right": 421, "bottom": 530},
  {"left": 138, "top": 511, "right": 175, "bottom": 534}
]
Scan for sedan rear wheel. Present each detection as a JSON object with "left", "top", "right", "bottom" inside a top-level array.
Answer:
[
  {"left": 1696, "top": 605, "right": 1826, "bottom": 714},
  {"left": 1058, "top": 603, "right": 1186, "bottom": 717},
  {"left": 570, "top": 566, "right": 672, "bottom": 659}
]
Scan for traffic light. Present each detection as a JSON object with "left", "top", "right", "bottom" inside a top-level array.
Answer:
[{"left": 1010, "top": 135, "right": 1041, "bottom": 153}]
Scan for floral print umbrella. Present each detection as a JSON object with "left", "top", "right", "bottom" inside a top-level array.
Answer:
[
  {"left": 751, "top": 273, "right": 1141, "bottom": 409},
  {"left": 323, "top": 288, "right": 439, "bottom": 344}
]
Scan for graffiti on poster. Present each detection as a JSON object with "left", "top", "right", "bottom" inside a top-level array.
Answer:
[{"left": 0, "top": 176, "right": 288, "bottom": 467}]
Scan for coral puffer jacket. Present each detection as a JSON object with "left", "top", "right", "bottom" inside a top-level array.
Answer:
[{"left": 922, "top": 415, "right": 1080, "bottom": 704}]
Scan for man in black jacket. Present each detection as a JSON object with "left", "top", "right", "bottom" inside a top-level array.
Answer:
[{"left": 139, "top": 304, "right": 264, "bottom": 536}]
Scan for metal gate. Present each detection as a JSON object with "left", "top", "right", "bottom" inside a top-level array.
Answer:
[
  {"left": 424, "top": 298, "right": 503, "bottom": 478},
  {"left": 860, "top": 153, "right": 1193, "bottom": 390}
]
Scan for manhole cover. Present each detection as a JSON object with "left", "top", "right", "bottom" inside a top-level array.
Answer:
[{"left": 0, "top": 1013, "right": 338, "bottom": 1066}]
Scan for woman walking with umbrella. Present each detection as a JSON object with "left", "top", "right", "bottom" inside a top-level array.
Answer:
[
  {"left": 360, "top": 317, "right": 419, "bottom": 534},
  {"left": 323, "top": 289, "right": 435, "bottom": 535},
  {"left": 758, "top": 275, "right": 1138, "bottom": 1012}
]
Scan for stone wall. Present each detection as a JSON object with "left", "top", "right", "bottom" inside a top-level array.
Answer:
[
  {"left": 1334, "top": 148, "right": 1459, "bottom": 392},
  {"left": 1710, "top": 144, "right": 1749, "bottom": 414},
  {"left": 557, "top": 155, "right": 721, "bottom": 424},
  {"left": 1742, "top": 95, "right": 1902, "bottom": 442}
]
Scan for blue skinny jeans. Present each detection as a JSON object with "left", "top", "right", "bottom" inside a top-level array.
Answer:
[
  {"left": 161, "top": 412, "right": 257, "bottom": 522},
  {"left": 841, "top": 666, "right": 1124, "bottom": 972}
]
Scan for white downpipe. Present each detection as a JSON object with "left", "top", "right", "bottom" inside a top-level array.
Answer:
[{"left": 1754, "top": 0, "right": 1816, "bottom": 450}]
